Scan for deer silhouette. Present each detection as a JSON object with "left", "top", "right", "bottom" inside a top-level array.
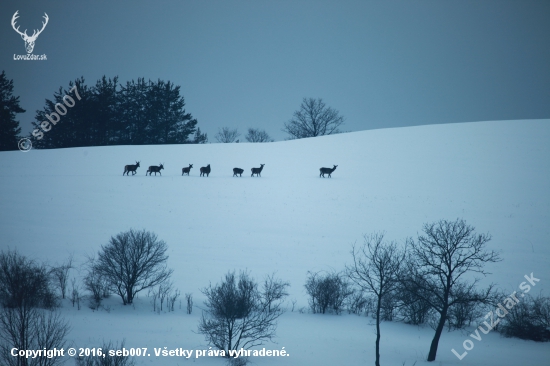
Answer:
[
  {"left": 233, "top": 168, "right": 244, "bottom": 177},
  {"left": 123, "top": 161, "right": 140, "bottom": 176},
  {"left": 319, "top": 165, "right": 337, "bottom": 178},
  {"left": 251, "top": 164, "right": 265, "bottom": 177},
  {"left": 182, "top": 164, "right": 193, "bottom": 176},
  {"left": 146, "top": 163, "right": 164, "bottom": 176},
  {"left": 200, "top": 164, "right": 211, "bottom": 177}
]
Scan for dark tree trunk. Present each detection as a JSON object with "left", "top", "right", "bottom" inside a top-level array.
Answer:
[
  {"left": 127, "top": 288, "right": 133, "bottom": 304},
  {"left": 375, "top": 295, "right": 381, "bottom": 366},
  {"left": 427, "top": 306, "right": 447, "bottom": 361}
]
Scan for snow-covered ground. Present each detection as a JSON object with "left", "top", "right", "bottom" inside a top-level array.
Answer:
[{"left": 1, "top": 119, "right": 549, "bottom": 365}]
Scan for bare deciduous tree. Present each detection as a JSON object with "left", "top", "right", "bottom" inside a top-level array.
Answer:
[
  {"left": 346, "top": 233, "right": 406, "bottom": 366},
  {"left": 198, "top": 271, "right": 289, "bottom": 356},
  {"left": 93, "top": 229, "right": 173, "bottom": 305},
  {"left": 402, "top": 219, "right": 500, "bottom": 362},
  {"left": 167, "top": 288, "right": 180, "bottom": 312},
  {"left": 0, "top": 250, "right": 57, "bottom": 309},
  {"left": 83, "top": 257, "right": 110, "bottom": 310},
  {"left": 245, "top": 128, "right": 273, "bottom": 142},
  {"left": 215, "top": 127, "right": 240, "bottom": 143},
  {"left": 283, "top": 98, "right": 344, "bottom": 139},
  {"left": 0, "top": 308, "right": 70, "bottom": 366},
  {"left": 0, "top": 251, "right": 69, "bottom": 366},
  {"left": 50, "top": 254, "right": 73, "bottom": 299},
  {"left": 158, "top": 282, "right": 172, "bottom": 311},
  {"left": 70, "top": 277, "right": 82, "bottom": 310},
  {"left": 185, "top": 293, "right": 193, "bottom": 314}
]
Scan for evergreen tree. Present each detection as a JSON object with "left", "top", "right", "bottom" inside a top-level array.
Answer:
[
  {"left": 0, "top": 71, "right": 25, "bottom": 151},
  {"left": 31, "top": 76, "right": 199, "bottom": 148},
  {"left": 32, "top": 77, "right": 93, "bottom": 149},
  {"left": 192, "top": 127, "right": 208, "bottom": 144}
]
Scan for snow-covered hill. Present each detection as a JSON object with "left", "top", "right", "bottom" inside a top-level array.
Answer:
[{"left": 1, "top": 119, "right": 549, "bottom": 365}]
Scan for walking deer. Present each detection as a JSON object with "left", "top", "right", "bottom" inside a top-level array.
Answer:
[
  {"left": 200, "top": 164, "right": 211, "bottom": 177},
  {"left": 319, "top": 165, "right": 337, "bottom": 178},
  {"left": 233, "top": 168, "right": 244, "bottom": 177},
  {"left": 123, "top": 161, "right": 140, "bottom": 176},
  {"left": 251, "top": 164, "right": 265, "bottom": 177},
  {"left": 182, "top": 164, "right": 193, "bottom": 176},
  {"left": 146, "top": 163, "right": 164, "bottom": 176}
]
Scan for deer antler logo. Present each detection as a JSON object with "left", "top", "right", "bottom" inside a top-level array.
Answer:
[{"left": 11, "top": 11, "right": 49, "bottom": 54}]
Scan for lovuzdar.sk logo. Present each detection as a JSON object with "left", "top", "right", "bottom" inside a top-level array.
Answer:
[{"left": 12, "top": 10, "right": 48, "bottom": 61}]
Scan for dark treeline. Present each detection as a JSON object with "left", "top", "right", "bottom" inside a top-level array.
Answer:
[{"left": 31, "top": 76, "right": 207, "bottom": 149}]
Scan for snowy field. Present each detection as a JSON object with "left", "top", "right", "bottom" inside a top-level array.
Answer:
[{"left": 1, "top": 119, "right": 549, "bottom": 365}]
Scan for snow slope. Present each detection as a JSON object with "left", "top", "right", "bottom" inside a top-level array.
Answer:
[{"left": 1, "top": 119, "right": 549, "bottom": 365}]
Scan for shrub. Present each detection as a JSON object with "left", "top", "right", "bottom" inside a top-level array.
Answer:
[
  {"left": 0, "top": 250, "right": 57, "bottom": 309},
  {"left": 84, "top": 259, "right": 110, "bottom": 310},
  {"left": 198, "top": 271, "right": 289, "bottom": 355},
  {"left": 0, "top": 251, "right": 68, "bottom": 366},
  {"left": 500, "top": 294, "right": 550, "bottom": 342},
  {"left": 305, "top": 271, "right": 353, "bottom": 314},
  {"left": 395, "top": 279, "right": 432, "bottom": 325}
]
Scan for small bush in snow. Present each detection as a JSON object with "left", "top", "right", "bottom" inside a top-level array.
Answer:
[
  {"left": 346, "top": 290, "right": 373, "bottom": 316},
  {"left": 305, "top": 271, "right": 353, "bottom": 314},
  {"left": 226, "top": 356, "right": 249, "bottom": 366},
  {"left": 83, "top": 258, "right": 109, "bottom": 310},
  {"left": 499, "top": 294, "right": 550, "bottom": 342},
  {"left": 198, "top": 271, "right": 289, "bottom": 356},
  {"left": 447, "top": 300, "right": 485, "bottom": 330}
]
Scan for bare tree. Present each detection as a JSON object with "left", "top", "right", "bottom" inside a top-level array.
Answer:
[
  {"left": 158, "top": 282, "right": 172, "bottom": 311},
  {"left": 149, "top": 287, "right": 159, "bottom": 313},
  {"left": 0, "top": 250, "right": 69, "bottom": 366},
  {"left": 346, "top": 233, "right": 406, "bottom": 366},
  {"left": 70, "top": 278, "right": 82, "bottom": 310},
  {"left": 149, "top": 281, "right": 179, "bottom": 313},
  {"left": 215, "top": 127, "right": 240, "bottom": 143},
  {"left": 245, "top": 128, "right": 273, "bottom": 142},
  {"left": 167, "top": 288, "right": 180, "bottom": 312},
  {"left": 83, "top": 257, "right": 109, "bottom": 310},
  {"left": 93, "top": 229, "right": 173, "bottom": 305},
  {"left": 0, "top": 308, "right": 70, "bottom": 366},
  {"left": 283, "top": 98, "right": 344, "bottom": 139},
  {"left": 50, "top": 255, "right": 73, "bottom": 299},
  {"left": 185, "top": 293, "right": 193, "bottom": 314},
  {"left": 262, "top": 273, "right": 289, "bottom": 312},
  {"left": 198, "top": 271, "right": 289, "bottom": 356},
  {"left": 402, "top": 219, "right": 500, "bottom": 362},
  {"left": 0, "top": 250, "right": 57, "bottom": 309}
]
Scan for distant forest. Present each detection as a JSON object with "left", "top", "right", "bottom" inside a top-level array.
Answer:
[{"left": 30, "top": 76, "right": 207, "bottom": 149}]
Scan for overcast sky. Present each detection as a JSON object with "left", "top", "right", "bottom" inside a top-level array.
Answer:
[{"left": 2, "top": 0, "right": 549, "bottom": 141}]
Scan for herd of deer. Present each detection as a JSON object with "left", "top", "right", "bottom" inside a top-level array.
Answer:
[{"left": 123, "top": 162, "right": 338, "bottom": 178}]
